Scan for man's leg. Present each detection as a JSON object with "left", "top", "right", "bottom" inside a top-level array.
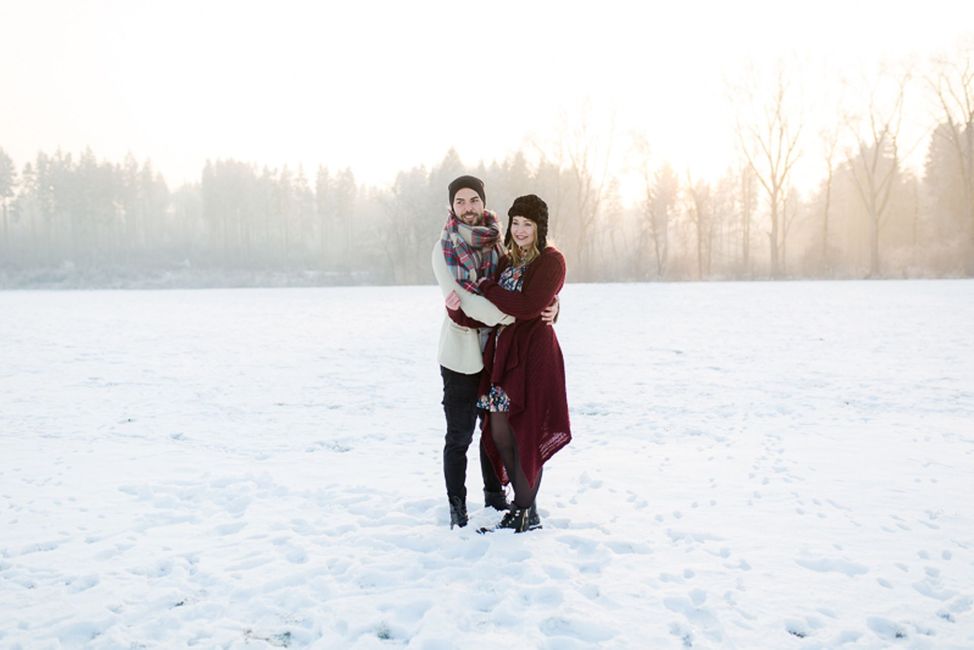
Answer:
[{"left": 440, "top": 366, "right": 481, "bottom": 504}]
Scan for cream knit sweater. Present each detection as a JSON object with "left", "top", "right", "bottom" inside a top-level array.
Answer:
[{"left": 431, "top": 236, "right": 514, "bottom": 374}]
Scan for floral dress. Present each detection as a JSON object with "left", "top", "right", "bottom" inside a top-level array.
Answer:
[{"left": 476, "top": 261, "right": 527, "bottom": 412}]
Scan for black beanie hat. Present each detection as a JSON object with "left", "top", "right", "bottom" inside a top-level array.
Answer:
[
  {"left": 506, "top": 194, "right": 549, "bottom": 251},
  {"left": 448, "top": 175, "right": 486, "bottom": 207}
]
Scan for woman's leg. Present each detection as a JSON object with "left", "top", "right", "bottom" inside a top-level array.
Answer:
[
  {"left": 490, "top": 412, "right": 541, "bottom": 509},
  {"left": 523, "top": 467, "right": 542, "bottom": 510}
]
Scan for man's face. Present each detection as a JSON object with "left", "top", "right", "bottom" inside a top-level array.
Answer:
[{"left": 452, "top": 188, "right": 484, "bottom": 226}]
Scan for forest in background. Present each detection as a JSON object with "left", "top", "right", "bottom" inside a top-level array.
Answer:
[{"left": 1, "top": 56, "right": 972, "bottom": 288}]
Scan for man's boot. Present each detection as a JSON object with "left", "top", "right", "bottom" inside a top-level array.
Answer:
[
  {"left": 449, "top": 496, "right": 468, "bottom": 529},
  {"left": 484, "top": 489, "right": 510, "bottom": 511}
]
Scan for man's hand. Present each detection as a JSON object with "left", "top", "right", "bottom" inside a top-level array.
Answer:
[
  {"left": 541, "top": 295, "right": 560, "bottom": 325},
  {"left": 445, "top": 290, "right": 461, "bottom": 311}
]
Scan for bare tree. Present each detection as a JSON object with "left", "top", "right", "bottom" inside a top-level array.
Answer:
[
  {"left": 735, "top": 68, "right": 803, "bottom": 278},
  {"left": 738, "top": 164, "right": 757, "bottom": 276},
  {"left": 334, "top": 168, "right": 357, "bottom": 271},
  {"left": 780, "top": 186, "right": 801, "bottom": 275},
  {"left": 542, "top": 101, "right": 616, "bottom": 280},
  {"left": 910, "top": 173, "right": 921, "bottom": 264},
  {"left": 712, "top": 170, "right": 738, "bottom": 276},
  {"left": 647, "top": 163, "right": 678, "bottom": 279},
  {"left": 315, "top": 165, "right": 332, "bottom": 267},
  {"left": 929, "top": 51, "right": 974, "bottom": 250},
  {"left": 845, "top": 74, "right": 908, "bottom": 277},
  {"left": 819, "top": 126, "right": 840, "bottom": 273},
  {"left": 0, "top": 148, "right": 15, "bottom": 253},
  {"left": 632, "top": 136, "right": 679, "bottom": 279},
  {"left": 685, "top": 172, "right": 712, "bottom": 280}
]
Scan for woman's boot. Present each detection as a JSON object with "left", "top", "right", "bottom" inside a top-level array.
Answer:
[{"left": 494, "top": 506, "right": 541, "bottom": 533}]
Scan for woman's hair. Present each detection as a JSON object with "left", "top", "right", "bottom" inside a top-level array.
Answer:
[{"left": 509, "top": 237, "right": 540, "bottom": 266}]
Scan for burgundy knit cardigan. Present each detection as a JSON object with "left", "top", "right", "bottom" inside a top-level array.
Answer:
[{"left": 475, "top": 246, "right": 572, "bottom": 489}]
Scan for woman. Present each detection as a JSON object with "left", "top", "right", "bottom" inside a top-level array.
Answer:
[{"left": 446, "top": 194, "right": 571, "bottom": 533}]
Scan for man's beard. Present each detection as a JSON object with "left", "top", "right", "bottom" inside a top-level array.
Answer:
[{"left": 459, "top": 210, "right": 481, "bottom": 224}]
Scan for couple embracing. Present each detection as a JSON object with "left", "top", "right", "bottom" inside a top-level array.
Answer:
[{"left": 432, "top": 174, "right": 571, "bottom": 534}]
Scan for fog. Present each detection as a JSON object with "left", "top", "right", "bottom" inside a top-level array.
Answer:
[{"left": 1, "top": 2, "right": 973, "bottom": 286}]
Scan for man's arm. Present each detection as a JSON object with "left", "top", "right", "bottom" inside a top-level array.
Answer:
[
  {"left": 431, "top": 241, "right": 514, "bottom": 327},
  {"left": 542, "top": 295, "right": 559, "bottom": 324}
]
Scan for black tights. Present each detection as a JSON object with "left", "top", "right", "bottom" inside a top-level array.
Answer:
[{"left": 490, "top": 412, "right": 542, "bottom": 509}]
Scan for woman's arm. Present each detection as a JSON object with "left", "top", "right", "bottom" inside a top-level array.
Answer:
[{"left": 480, "top": 250, "right": 566, "bottom": 320}]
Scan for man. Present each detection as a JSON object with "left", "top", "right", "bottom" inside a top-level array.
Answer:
[{"left": 431, "top": 174, "right": 557, "bottom": 529}]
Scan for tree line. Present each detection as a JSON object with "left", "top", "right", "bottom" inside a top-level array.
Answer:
[{"left": 1, "top": 57, "right": 971, "bottom": 287}]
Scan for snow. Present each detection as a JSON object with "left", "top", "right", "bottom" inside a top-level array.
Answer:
[{"left": 1, "top": 280, "right": 973, "bottom": 648}]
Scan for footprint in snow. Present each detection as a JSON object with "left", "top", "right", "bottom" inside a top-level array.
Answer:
[
  {"left": 912, "top": 577, "right": 957, "bottom": 601},
  {"left": 65, "top": 575, "right": 99, "bottom": 592},
  {"left": 18, "top": 539, "right": 64, "bottom": 555},
  {"left": 659, "top": 572, "right": 687, "bottom": 584},
  {"left": 215, "top": 521, "right": 247, "bottom": 536},
  {"left": 603, "top": 540, "right": 652, "bottom": 555},
  {"left": 470, "top": 591, "right": 502, "bottom": 612},
  {"left": 542, "top": 564, "right": 570, "bottom": 580},
  {"left": 538, "top": 616, "right": 616, "bottom": 643},
  {"left": 866, "top": 616, "right": 909, "bottom": 641},
  {"left": 669, "top": 622, "right": 694, "bottom": 647},
  {"left": 524, "top": 586, "right": 563, "bottom": 606},
  {"left": 794, "top": 557, "right": 868, "bottom": 576},
  {"left": 831, "top": 629, "right": 862, "bottom": 644},
  {"left": 556, "top": 535, "right": 600, "bottom": 554},
  {"left": 784, "top": 615, "right": 825, "bottom": 640},
  {"left": 664, "top": 593, "right": 723, "bottom": 643},
  {"left": 937, "top": 610, "right": 955, "bottom": 622}
]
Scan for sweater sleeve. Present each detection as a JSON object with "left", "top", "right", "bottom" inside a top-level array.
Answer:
[
  {"left": 481, "top": 250, "right": 566, "bottom": 320},
  {"left": 431, "top": 241, "right": 514, "bottom": 327},
  {"left": 446, "top": 306, "right": 489, "bottom": 329}
]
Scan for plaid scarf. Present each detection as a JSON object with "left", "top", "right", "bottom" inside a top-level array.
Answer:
[{"left": 440, "top": 209, "right": 502, "bottom": 293}]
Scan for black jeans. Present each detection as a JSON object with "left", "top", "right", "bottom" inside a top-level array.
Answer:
[{"left": 440, "top": 365, "right": 502, "bottom": 500}]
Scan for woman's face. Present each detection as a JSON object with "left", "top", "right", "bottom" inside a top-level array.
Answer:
[{"left": 510, "top": 216, "right": 537, "bottom": 250}]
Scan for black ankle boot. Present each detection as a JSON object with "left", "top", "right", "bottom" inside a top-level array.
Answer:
[
  {"left": 449, "top": 496, "right": 468, "bottom": 529},
  {"left": 496, "top": 506, "right": 541, "bottom": 533},
  {"left": 477, "top": 507, "right": 519, "bottom": 534},
  {"left": 476, "top": 501, "right": 542, "bottom": 535},
  {"left": 484, "top": 489, "right": 510, "bottom": 511},
  {"left": 497, "top": 508, "right": 520, "bottom": 529}
]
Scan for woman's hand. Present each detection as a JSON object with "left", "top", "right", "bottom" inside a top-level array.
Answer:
[{"left": 445, "top": 290, "right": 461, "bottom": 310}]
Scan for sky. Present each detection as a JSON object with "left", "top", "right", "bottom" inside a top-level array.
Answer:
[{"left": 1, "top": 0, "right": 973, "bottom": 198}]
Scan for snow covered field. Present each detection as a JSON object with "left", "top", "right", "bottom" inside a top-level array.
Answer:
[{"left": 1, "top": 280, "right": 973, "bottom": 649}]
